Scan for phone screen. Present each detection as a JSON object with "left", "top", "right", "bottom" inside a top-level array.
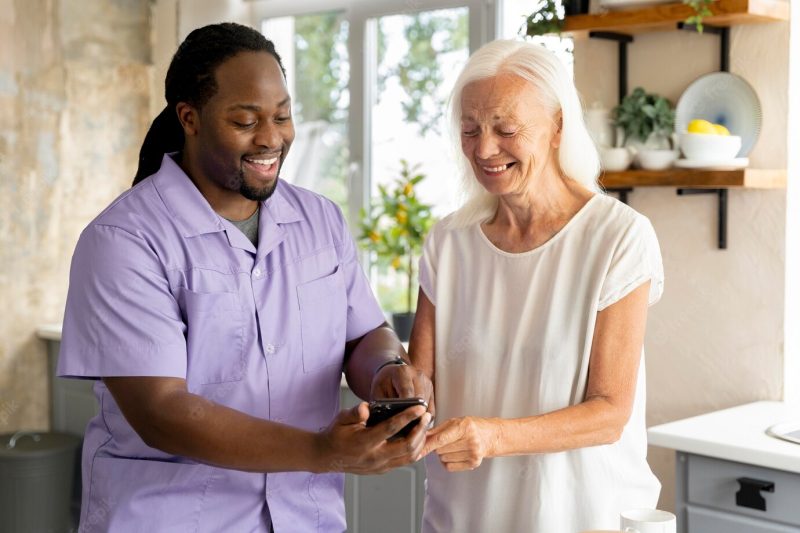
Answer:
[{"left": 366, "top": 398, "right": 428, "bottom": 439}]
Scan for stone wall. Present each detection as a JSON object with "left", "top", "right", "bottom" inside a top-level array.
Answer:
[{"left": 0, "top": 0, "right": 152, "bottom": 432}]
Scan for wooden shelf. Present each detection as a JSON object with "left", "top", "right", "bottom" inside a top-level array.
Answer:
[
  {"left": 564, "top": 0, "right": 789, "bottom": 35},
  {"left": 599, "top": 168, "right": 786, "bottom": 189}
]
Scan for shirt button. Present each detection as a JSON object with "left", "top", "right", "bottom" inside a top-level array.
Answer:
[
  {"left": 253, "top": 267, "right": 262, "bottom": 278},
  {"left": 265, "top": 343, "right": 276, "bottom": 354}
]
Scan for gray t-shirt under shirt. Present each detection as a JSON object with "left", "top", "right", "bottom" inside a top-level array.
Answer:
[{"left": 225, "top": 207, "right": 259, "bottom": 246}]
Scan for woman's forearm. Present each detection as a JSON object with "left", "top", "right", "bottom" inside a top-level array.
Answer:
[{"left": 491, "top": 396, "right": 631, "bottom": 457}]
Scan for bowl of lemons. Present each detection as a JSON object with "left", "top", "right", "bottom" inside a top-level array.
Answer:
[{"left": 679, "top": 119, "right": 742, "bottom": 162}]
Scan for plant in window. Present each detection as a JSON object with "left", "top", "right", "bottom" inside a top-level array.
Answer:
[
  {"left": 612, "top": 87, "right": 676, "bottom": 148},
  {"left": 358, "top": 160, "right": 436, "bottom": 339}
]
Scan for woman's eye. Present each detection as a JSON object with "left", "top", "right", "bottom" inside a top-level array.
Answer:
[
  {"left": 275, "top": 116, "right": 291, "bottom": 124},
  {"left": 498, "top": 130, "right": 516, "bottom": 137},
  {"left": 461, "top": 129, "right": 478, "bottom": 137}
]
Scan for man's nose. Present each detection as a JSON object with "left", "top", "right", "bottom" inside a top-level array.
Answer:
[{"left": 254, "top": 122, "right": 281, "bottom": 149}]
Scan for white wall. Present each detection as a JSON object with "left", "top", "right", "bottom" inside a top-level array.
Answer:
[
  {"left": 784, "top": 0, "right": 800, "bottom": 406},
  {"left": 574, "top": 21, "right": 791, "bottom": 511}
]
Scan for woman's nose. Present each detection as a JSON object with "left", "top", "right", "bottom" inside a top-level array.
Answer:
[{"left": 474, "top": 133, "right": 501, "bottom": 159}]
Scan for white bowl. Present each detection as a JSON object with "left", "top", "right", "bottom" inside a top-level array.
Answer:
[
  {"left": 600, "top": 147, "right": 633, "bottom": 172},
  {"left": 679, "top": 132, "right": 742, "bottom": 162},
  {"left": 636, "top": 149, "right": 679, "bottom": 170}
]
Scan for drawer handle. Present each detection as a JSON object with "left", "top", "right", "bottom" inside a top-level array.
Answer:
[{"left": 735, "top": 477, "right": 775, "bottom": 511}]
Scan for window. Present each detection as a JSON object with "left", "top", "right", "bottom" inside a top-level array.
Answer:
[
  {"left": 263, "top": 12, "right": 350, "bottom": 214},
  {"left": 367, "top": 7, "right": 470, "bottom": 311}
]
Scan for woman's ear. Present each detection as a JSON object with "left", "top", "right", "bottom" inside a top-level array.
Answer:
[
  {"left": 176, "top": 102, "right": 199, "bottom": 137},
  {"left": 551, "top": 111, "right": 563, "bottom": 149}
]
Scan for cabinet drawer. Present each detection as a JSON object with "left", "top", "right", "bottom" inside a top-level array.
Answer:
[
  {"left": 687, "top": 454, "right": 800, "bottom": 527},
  {"left": 687, "top": 505, "right": 800, "bottom": 533}
]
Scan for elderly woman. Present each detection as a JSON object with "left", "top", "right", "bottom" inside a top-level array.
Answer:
[{"left": 412, "top": 40, "right": 664, "bottom": 532}]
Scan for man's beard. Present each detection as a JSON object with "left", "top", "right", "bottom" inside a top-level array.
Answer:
[{"left": 235, "top": 169, "right": 279, "bottom": 202}]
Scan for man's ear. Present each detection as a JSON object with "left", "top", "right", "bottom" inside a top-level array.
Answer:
[{"left": 176, "top": 102, "right": 200, "bottom": 137}]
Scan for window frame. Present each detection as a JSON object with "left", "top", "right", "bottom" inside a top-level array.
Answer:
[{"left": 249, "top": 0, "right": 495, "bottom": 227}]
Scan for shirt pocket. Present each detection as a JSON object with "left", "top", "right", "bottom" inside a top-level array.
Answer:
[
  {"left": 183, "top": 289, "right": 245, "bottom": 384},
  {"left": 297, "top": 266, "right": 347, "bottom": 373}
]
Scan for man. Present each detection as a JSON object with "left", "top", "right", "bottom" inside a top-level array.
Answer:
[{"left": 58, "top": 22, "right": 432, "bottom": 532}]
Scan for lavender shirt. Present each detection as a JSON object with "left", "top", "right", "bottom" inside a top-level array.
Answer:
[{"left": 58, "top": 154, "right": 384, "bottom": 532}]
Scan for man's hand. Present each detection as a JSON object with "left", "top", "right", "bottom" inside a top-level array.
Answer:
[
  {"left": 370, "top": 363, "right": 435, "bottom": 417},
  {"left": 316, "top": 402, "right": 432, "bottom": 475},
  {"left": 422, "top": 416, "right": 500, "bottom": 472}
]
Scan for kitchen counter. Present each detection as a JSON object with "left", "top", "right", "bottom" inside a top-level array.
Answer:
[
  {"left": 648, "top": 401, "right": 800, "bottom": 474},
  {"left": 36, "top": 323, "right": 63, "bottom": 341}
]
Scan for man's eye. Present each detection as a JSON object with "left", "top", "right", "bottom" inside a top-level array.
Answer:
[
  {"left": 234, "top": 121, "right": 256, "bottom": 129},
  {"left": 275, "top": 116, "right": 291, "bottom": 124},
  {"left": 461, "top": 130, "right": 478, "bottom": 137},
  {"left": 498, "top": 131, "right": 516, "bottom": 137}
]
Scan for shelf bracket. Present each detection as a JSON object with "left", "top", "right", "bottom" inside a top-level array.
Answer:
[
  {"left": 606, "top": 187, "right": 633, "bottom": 204},
  {"left": 589, "top": 31, "right": 634, "bottom": 103},
  {"left": 677, "top": 23, "right": 730, "bottom": 72},
  {"left": 676, "top": 188, "right": 728, "bottom": 249}
]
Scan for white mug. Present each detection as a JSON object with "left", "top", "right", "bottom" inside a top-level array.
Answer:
[{"left": 620, "top": 509, "right": 676, "bottom": 533}]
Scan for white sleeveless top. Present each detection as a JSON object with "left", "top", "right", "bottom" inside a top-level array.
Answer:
[{"left": 419, "top": 194, "right": 663, "bottom": 533}]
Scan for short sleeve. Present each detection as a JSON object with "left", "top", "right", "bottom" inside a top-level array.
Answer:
[
  {"left": 597, "top": 215, "right": 664, "bottom": 311},
  {"left": 418, "top": 222, "right": 440, "bottom": 305},
  {"left": 333, "top": 208, "right": 386, "bottom": 341},
  {"left": 57, "top": 224, "right": 187, "bottom": 379}
]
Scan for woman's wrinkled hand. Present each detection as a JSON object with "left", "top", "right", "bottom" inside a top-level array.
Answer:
[{"left": 422, "top": 416, "right": 500, "bottom": 471}]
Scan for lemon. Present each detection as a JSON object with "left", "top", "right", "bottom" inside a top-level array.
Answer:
[
  {"left": 713, "top": 124, "right": 730, "bottom": 136},
  {"left": 687, "top": 119, "right": 717, "bottom": 135}
]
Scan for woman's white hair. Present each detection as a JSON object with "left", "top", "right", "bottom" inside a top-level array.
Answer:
[{"left": 447, "top": 39, "right": 601, "bottom": 228}]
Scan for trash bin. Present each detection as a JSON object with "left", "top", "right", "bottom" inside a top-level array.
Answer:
[{"left": 0, "top": 431, "right": 82, "bottom": 533}]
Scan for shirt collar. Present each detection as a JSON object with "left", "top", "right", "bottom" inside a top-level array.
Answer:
[{"left": 150, "top": 154, "right": 303, "bottom": 238}]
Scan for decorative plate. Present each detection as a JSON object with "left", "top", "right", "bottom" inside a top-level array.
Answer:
[{"left": 675, "top": 72, "right": 762, "bottom": 158}]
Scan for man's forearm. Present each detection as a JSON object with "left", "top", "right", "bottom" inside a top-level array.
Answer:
[
  {"left": 343, "top": 325, "right": 407, "bottom": 400},
  {"left": 132, "top": 389, "right": 327, "bottom": 473}
]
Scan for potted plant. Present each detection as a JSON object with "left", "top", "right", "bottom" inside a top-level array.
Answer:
[
  {"left": 612, "top": 87, "right": 678, "bottom": 170},
  {"left": 358, "top": 160, "right": 436, "bottom": 341}
]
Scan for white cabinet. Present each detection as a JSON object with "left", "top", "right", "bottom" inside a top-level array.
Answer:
[
  {"left": 649, "top": 402, "right": 800, "bottom": 533},
  {"left": 677, "top": 452, "right": 800, "bottom": 532}
]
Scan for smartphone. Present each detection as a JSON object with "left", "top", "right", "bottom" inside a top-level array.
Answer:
[{"left": 366, "top": 398, "right": 428, "bottom": 440}]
